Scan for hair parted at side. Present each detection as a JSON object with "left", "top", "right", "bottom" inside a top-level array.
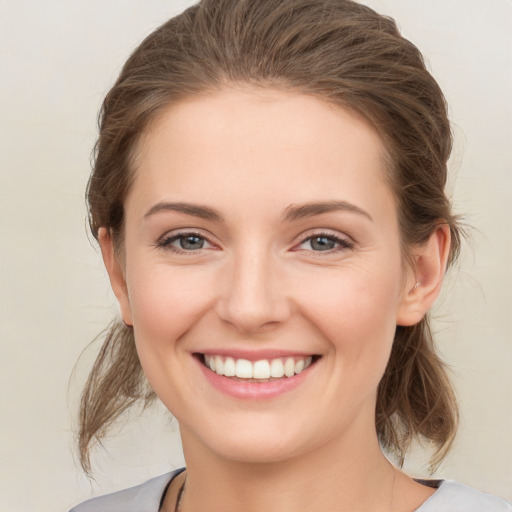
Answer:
[{"left": 80, "top": 0, "right": 460, "bottom": 473}]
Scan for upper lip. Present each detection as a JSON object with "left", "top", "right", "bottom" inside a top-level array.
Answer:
[{"left": 195, "top": 349, "right": 319, "bottom": 361}]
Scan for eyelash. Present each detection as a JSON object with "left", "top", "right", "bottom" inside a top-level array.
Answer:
[
  {"left": 156, "top": 230, "right": 216, "bottom": 254},
  {"left": 156, "top": 230, "right": 354, "bottom": 254},
  {"left": 295, "top": 232, "right": 354, "bottom": 253}
]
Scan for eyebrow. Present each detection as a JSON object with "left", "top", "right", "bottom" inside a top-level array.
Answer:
[
  {"left": 144, "top": 201, "right": 224, "bottom": 222},
  {"left": 143, "top": 199, "right": 372, "bottom": 223},
  {"left": 281, "top": 200, "right": 373, "bottom": 222}
]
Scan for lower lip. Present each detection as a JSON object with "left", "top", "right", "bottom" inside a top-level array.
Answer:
[{"left": 196, "top": 357, "right": 314, "bottom": 399}]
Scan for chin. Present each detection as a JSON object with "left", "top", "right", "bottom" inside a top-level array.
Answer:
[
  {"left": 182, "top": 413, "right": 317, "bottom": 465},
  {"left": 212, "top": 437, "right": 306, "bottom": 465}
]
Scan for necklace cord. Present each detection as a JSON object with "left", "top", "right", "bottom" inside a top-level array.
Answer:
[{"left": 174, "top": 477, "right": 186, "bottom": 512}]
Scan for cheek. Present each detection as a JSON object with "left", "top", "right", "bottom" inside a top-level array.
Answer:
[
  {"left": 294, "top": 259, "right": 403, "bottom": 366},
  {"left": 124, "top": 261, "right": 218, "bottom": 409},
  {"left": 126, "top": 261, "right": 215, "bottom": 350}
]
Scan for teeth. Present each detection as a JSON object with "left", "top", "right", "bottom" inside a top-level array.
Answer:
[
  {"left": 284, "top": 357, "right": 295, "bottom": 377},
  {"left": 235, "top": 359, "right": 253, "bottom": 378},
  {"left": 203, "top": 354, "right": 314, "bottom": 379},
  {"left": 270, "top": 358, "right": 285, "bottom": 378},
  {"left": 223, "top": 357, "right": 236, "bottom": 377},
  {"left": 253, "top": 360, "right": 271, "bottom": 379},
  {"left": 214, "top": 355, "right": 224, "bottom": 375}
]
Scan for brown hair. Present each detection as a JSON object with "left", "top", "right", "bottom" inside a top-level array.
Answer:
[{"left": 79, "top": 0, "right": 460, "bottom": 473}]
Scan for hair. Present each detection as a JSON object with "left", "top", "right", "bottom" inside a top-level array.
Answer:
[{"left": 79, "top": 0, "right": 461, "bottom": 473}]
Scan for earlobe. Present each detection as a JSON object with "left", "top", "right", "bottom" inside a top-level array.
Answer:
[
  {"left": 396, "top": 224, "right": 451, "bottom": 326},
  {"left": 98, "top": 227, "right": 133, "bottom": 326}
]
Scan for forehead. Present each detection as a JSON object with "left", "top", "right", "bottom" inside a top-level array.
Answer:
[{"left": 128, "top": 87, "right": 395, "bottom": 222}]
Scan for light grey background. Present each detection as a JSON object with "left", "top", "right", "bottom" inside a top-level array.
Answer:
[{"left": 0, "top": 1, "right": 510, "bottom": 511}]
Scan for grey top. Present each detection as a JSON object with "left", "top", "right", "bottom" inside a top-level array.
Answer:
[{"left": 70, "top": 469, "right": 512, "bottom": 512}]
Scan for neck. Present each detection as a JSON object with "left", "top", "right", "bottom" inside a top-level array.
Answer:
[{"left": 177, "top": 424, "right": 396, "bottom": 512}]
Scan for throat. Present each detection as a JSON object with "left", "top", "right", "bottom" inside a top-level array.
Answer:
[{"left": 169, "top": 444, "right": 399, "bottom": 512}]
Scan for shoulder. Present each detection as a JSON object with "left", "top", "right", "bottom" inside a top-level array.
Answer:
[
  {"left": 417, "top": 480, "right": 512, "bottom": 512},
  {"left": 68, "top": 469, "right": 184, "bottom": 512}
]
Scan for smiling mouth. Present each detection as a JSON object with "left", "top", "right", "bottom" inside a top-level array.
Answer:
[{"left": 196, "top": 354, "right": 321, "bottom": 382}]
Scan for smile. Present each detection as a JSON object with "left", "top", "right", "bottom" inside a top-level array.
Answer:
[
  {"left": 202, "top": 354, "right": 315, "bottom": 380},
  {"left": 195, "top": 352, "right": 321, "bottom": 399}
]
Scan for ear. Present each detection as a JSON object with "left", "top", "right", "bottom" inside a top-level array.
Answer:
[
  {"left": 396, "top": 224, "right": 451, "bottom": 326},
  {"left": 98, "top": 227, "right": 133, "bottom": 326}
]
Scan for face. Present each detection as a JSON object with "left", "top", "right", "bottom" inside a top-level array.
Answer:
[{"left": 105, "top": 88, "right": 423, "bottom": 464}]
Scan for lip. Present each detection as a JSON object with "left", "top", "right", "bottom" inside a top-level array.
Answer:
[{"left": 194, "top": 352, "right": 319, "bottom": 399}]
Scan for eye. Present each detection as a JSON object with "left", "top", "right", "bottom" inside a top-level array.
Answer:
[
  {"left": 157, "top": 231, "right": 214, "bottom": 252},
  {"left": 297, "top": 233, "right": 353, "bottom": 252}
]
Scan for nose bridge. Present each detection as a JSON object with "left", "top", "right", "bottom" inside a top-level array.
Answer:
[{"left": 217, "top": 242, "right": 289, "bottom": 333}]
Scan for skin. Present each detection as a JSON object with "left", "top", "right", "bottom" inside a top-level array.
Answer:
[{"left": 100, "top": 88, "right": 450, "bottom": 511}]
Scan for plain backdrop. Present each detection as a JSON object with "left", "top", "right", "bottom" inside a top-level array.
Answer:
[{"left": 0, "top": 1, "right": 511, "bottom": 510}]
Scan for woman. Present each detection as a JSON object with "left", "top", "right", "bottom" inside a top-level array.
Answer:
[{"left": 71, "top": 0, "right": 511, "bottom": 510}]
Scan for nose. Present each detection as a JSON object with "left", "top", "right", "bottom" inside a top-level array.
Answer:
[{"left": 216, "top": 246, "right": 291, "bottom": 334}]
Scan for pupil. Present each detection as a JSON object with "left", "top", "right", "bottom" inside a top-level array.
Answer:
[
  {"left": 180, "top": 235, "right": 204, "bottom": 250},
  {"left": 311, "top": 236, "right": 335, "bottom": 251}
]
